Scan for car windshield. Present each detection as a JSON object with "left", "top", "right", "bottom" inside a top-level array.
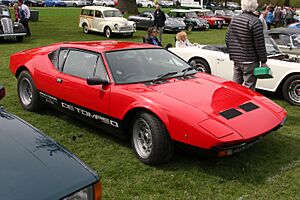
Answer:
[
  {"left": 186, "top": 12, "right": 198, "bottom": 18},
  {"left": 265, "top": 37, "right": 282, "bottom": 55},
  {"left": 105, "top": 48, "right": 194, "bottom": 84},
  {"left": 103, "top": 10, "right": 122, "bottom": 17},
  {"left": 0, "top": 7, "right": 10, "bottom": 17},
  {"left": 224, "top": 10, "right": 235, "bottom": 16},
  {"left": 292, "top": 34, "right": 300, "bottom": 47},
  {"left": 205, "top": 11, "right": 215, "bottom": 16},
  {"left": 215, "top": 10, "right": 225, "bottom": 15}
]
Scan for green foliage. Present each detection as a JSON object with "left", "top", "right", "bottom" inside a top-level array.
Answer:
[
  {"left": 290, "top": 0, "right": 300, "bottom": 7},
  {"left": 1, "top": 7, "right": 300, "bottom": 199},
  {"left": 258, "top": 0, "right": 286, "bottom": 6}
]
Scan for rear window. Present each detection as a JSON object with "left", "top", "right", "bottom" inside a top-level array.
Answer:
[{"left": 81, "top": 9, "right": 93, "bottom": 16}]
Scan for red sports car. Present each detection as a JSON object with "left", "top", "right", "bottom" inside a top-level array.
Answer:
[
  {"left": 192, "top": 9, "right": 225, "bottom": 29},
  {"left": 10, "top": 41, "right": 287, "bottom": 165}
]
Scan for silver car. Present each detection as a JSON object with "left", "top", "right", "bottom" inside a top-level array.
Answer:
[
  {"left": 61, "top": 0, "right": 89, "bottom": 7},
  {"left": 92, "top": 0, "right": 114, "bottom": 6}
]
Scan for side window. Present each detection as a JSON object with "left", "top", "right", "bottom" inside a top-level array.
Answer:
[
  {"left": 58, "top": 49, "right": 68, "bottom": 71},
  {"left": 95, "top": 10, "right": 103, "bottom": 18},
  {"left": 95, "top": 57, "right": 108, "bottom": 80},
  {"left": 63, "top": 50, "right": 98, "bottom": 79},
  {"left": 276, "top": 34, "right": 290, "bottom": 46},
  {"left": 81, "top": 9, "right": 93, "bottom": 16}
]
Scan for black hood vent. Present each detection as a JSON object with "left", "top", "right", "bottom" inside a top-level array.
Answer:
[
  {"left": 239, "top": 102, "right": 259, "bottom": 112},
  {"left": 219, "top": 108, "right": 242, "bottom": 120}
]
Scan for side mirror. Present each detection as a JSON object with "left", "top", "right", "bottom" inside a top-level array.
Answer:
[
  {"left": 189, "top": 60, "right": 197, "bottom": 68},
  {"left": 0, "top": 85, "right": 5, "bottom": 100},
  {"left": 87, "top": 76, "right": 109, "bottom": 85}
]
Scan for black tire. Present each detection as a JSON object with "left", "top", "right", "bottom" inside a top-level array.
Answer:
[
  {"left": 187, "top": 24, "right": 193, "bottom": 31},
  {"left": 189, "top": 58, "right": 211, "bottom": 74},
  {"left": 104, "top": 26, "right": 112, "bottom": 38},
  {"left": 73, "top": 3, "right": 76, "bottom": 7},
  {"left": 17, "top": 70, "right": 43, "bottom": 111},
  {"left": 282, "top": 75, "right": 300, "bottom": 106},
  {"left": 82, "top": 24, "right": 89, "bottom": 34},
  {"left": 16, "top": 36, "right": 23, "bottom": 42},
  {"left": 103, "top": 3, "right": 107, "bottom": 6},
  {"left": 131, "top": 112, "right": 174, "bottom": 165},
  {"left": 147, "top": 4, "right": 151, "bottom": 8}
]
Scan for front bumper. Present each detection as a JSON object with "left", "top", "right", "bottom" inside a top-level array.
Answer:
[
  {"left": 164, "top": 26, "right": 186, "bottom": 32},
  {"left": 0, "top": 33, "right": 27, "bottom": 37}
]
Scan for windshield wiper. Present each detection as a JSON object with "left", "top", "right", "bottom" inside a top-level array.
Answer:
[
  {"left": 181, "top": 66, "right": 197, "bottom": 77},
  {"left": 152, "top": 71, "right": 178, "bottom": 82}
]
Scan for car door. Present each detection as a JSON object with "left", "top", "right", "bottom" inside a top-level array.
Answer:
[
  {"left": 212, "top": 49, "right": 233, "bottom": 80},
  {"left": 142, "top": 12, "right": 154, "bottom": 28},
  {"left": 94, "top": 10, "right": 105, "bottom": 32},
  {"left": 53, "top": 48, "right": 112, "bottom": 124}
]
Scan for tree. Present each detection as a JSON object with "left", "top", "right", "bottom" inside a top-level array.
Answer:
[{"left": 118, "top": 0, "right": 139, "bottom": 15}]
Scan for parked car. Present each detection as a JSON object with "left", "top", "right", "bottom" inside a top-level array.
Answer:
[
  {"left": 214, "top": 9, "right": 235, "bottom": 25},
  {"left": 0, "top": 85, "right": 102, "bottom": 200},
  {"left": 61, "top": 0, "right": 89, "bottom": 7},
  {"left": 0, "top": 5, "right": 26, "bottom": 42},
  {"left": 267, "top": 28, "right": 300, "bottom": 56},
  {"left": 128, "top": 11, "right": 186, "bottom": 32},
  {"left": 79, "top": 6, "right": 136, "bottom": 38},
  {"left": 24, "top": 0, "right": 45, "bottom": 6},
  {"left": 288, "top": 22, "right": 300, "bottom": 29},
  {"left": 169, "top": 35, "right": 300, "bottom": 105},
  {"left": 203, "top": 1, "right": 221, "bottom": 11},
  {"left": 10, "top": 41, "right": 286, "bottom": 165},
  {"left": 1, "top": 0, "right": 17, "bottom": 6},
  {"left": 45, "top": 0, "right": 67, "bottom": 6},
  {"left": 158, "top": 0, "right": 173, "bottom": 7},
  {"left": 136, "top": 0, "right": 154, "bottom": 8},
  {"left": 190, "top": 9, "right": 225, "bottom": 29},
  {"left": 168, "top": 9, "right": 208, "bottom": 31},
  {"left": 223, "top": 1, "right": 241, "bottom": 10},
  {"left": 92, "top": 0, "right": 114, "bottom": 6}
]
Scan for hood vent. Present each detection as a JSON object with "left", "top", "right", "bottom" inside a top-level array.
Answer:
[
  {"left": 219, "top": 108, "right": 242, "bottom": 120},
  {"left": 239, "top": 102, "right": 259, "bottom": 112}
]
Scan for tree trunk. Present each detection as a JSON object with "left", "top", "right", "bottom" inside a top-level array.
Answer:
[{"left": 118, "top": 0, "right": 138, "bottom": 15}]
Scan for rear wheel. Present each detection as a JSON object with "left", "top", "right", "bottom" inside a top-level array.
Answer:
[
  {"left": 73, "top": 3, "right": 76, "bottom": 7},
  {"left": 282, "top": 75, "right": 300, "bottom": 106},
  {"left": 131, "top": 112, "right": 174, "bottom": 165},
  {"left": 82, "top": 24, "right": 89, "bottom": 34},
  {"left": 104, "top": 27, "right": 112, "bottom": 38},
  {"left": 103, "top": 3, "right": 107, "bottom": 6},
  {"left": 189, "top": 58, "right": 211, "bottom": 74},
  {"left": 17, "top": 70, "right": 43, "bottom": 111}
]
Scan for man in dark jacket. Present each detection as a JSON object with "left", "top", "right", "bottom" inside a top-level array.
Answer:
[
  {"left": 225, "top": 0, "right": 267, "bottom": 90},
  {"left": 153, "top": 4, "right": 166, "bottom": 43}
]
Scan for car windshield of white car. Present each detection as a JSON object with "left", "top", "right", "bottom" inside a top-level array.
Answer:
[
  {"left": 103, "top": 10, "right": 122, "bottom": 18},
  {"left": 265, "top": 37, "right": 281, "bottom": 55},
  {"left": 105, "top": 48, "right": 193, "bottom": 84},
  {"left": 0, "top": 8, "right": 10, "bottom": 17}
]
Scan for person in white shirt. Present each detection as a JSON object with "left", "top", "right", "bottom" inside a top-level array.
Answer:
[
  {"left": 259, "top": 5, "right": 268, "bottom": 30},
  {"left": 18, "top": 0, "right": 31, "bottom": 36},
  {"left": 175, "top": 31, "right": 193, "bottom": 48}
]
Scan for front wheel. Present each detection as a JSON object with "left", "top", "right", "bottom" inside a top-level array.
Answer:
[
  {"left": 282, "top": 75, "right": 300, "bottom": 106},
  {"left": 189, "top": 58, "right": 211, "bottom": 74},
  {"left": 16, "top": 36, "right": 23, "bottom": 42},
  {"left": 131, "top": 112, "right": 174, "bottom": 165},
  {"left": 187, "top": 24, "right": 193, "bottom": 31},
  {"left": 104, "top": 27, "right": 112, "bottom": 38},
  {"left": 17, "top": 70, "right": 43, "bottom": 111}
]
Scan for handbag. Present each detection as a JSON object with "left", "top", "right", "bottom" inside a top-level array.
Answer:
[{"left": 254, "top": 66, "right": 273, "bottom": 79}]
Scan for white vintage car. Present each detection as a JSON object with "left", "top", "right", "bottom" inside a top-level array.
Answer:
[
  {"left": 169, "top": 36, "right": 300, "bottom": 106},
  {"left": 79, "top": 6, "right": 136, "bottom": 38}
]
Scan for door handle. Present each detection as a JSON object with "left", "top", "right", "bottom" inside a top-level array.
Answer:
[
  {"left": 217, "top": 58, "right": 224, "bottom": 62},
  {"left": 57, "top": 78, "right": 62, "bottom": 83}
]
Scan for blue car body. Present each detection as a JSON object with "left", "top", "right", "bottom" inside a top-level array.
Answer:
[{"left": 45, "top": 0, "right": 66, "bottom": 6}]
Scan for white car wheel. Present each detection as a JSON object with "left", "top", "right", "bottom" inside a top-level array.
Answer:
[
  {"left": 105, "top": 27, "right": 112, "bottom": 38},
  {"left": 283, "top": 75, "right": 300, "bottom": 106}
]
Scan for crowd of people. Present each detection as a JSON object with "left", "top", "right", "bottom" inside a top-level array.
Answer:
[{"left": 257, "top": 4, "right": 298, "bottom": 30}]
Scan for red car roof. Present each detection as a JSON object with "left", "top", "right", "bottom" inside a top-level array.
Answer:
[{"left": 57, "top": 40, "right": 160, "bottom": 52}]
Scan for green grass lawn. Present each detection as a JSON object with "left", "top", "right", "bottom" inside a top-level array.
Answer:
[{"left": 1, "top": 7, "right": 300, "bottom": 199}]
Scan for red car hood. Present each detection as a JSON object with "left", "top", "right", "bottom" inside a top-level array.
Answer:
[
  {"left": 144, "top": 75, "right": 284, "bottom": 139},
  {"left": 205, "top": 16, "right": 224, "bottom": 21}
]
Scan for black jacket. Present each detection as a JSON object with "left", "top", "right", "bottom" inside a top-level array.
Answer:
[
  {"left": 225, "top": 12, "right": 267, "bottom": 64},
  {"left": 144, "top": 36, "right": 162, "bottom": 46},
  {"left": 153, "top": 10, "right": 166, "bottom": 27}
]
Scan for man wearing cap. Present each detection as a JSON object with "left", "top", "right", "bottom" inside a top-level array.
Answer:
[{"left": 18, "top": 0, "right": 31, "bottom": 36}]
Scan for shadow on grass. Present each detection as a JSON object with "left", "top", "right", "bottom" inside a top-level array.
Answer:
[{"left": 35, "top": 107, "right": 299, "bottom": 186}]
